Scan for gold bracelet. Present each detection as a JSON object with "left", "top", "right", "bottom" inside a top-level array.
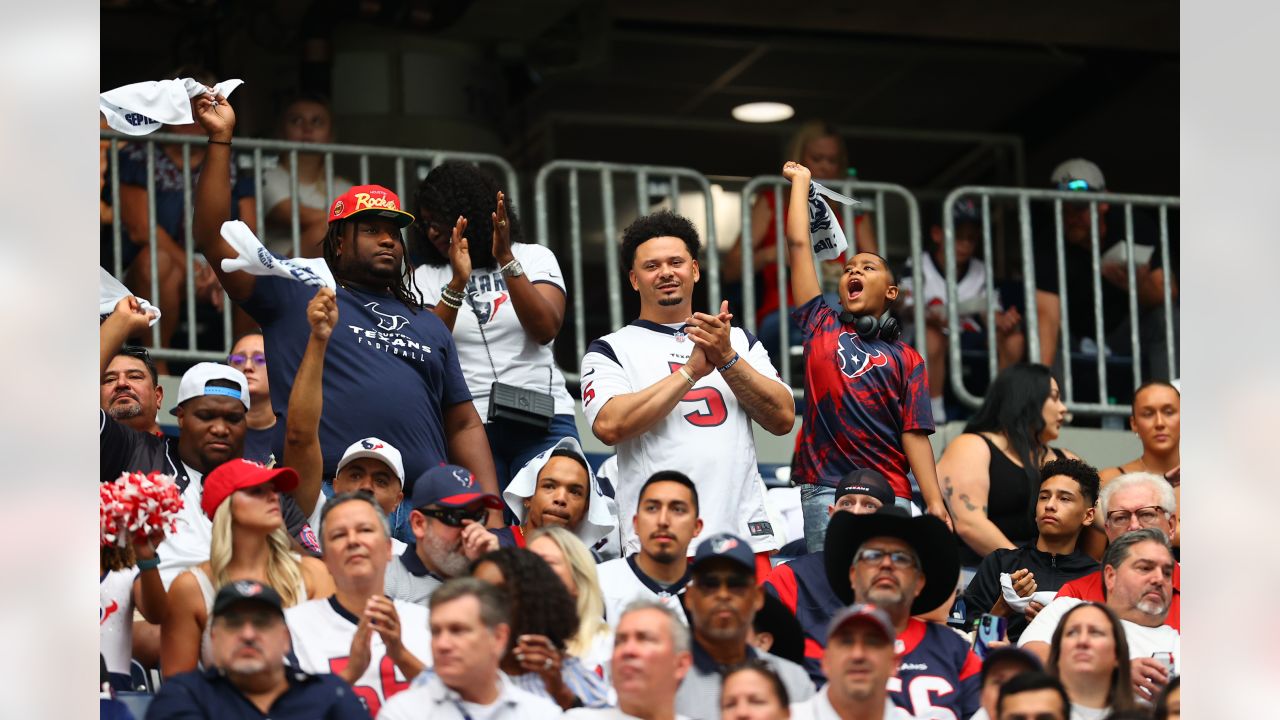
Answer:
[{"left": 677, "top": 367, "right": 696, "bottom": 386}]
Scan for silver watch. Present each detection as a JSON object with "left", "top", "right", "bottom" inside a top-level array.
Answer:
[{"left": 500, "top": 258, "right": 525, "bottom": 278}]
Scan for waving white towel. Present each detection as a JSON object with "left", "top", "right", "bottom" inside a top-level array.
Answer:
[
  {"left": 99, "top": 267, "right": 160, "bottom": 326},
  {"left": 219, "top": 220, "right": 335, "bottom": 289},
  {"left": 808, "top": 181, "right": 860, "bottom": 261},
  {"left": 100, "top": 78, "right": 244, "bottom": 136},
  {"left": 999, "top": 572, "right": 1058, "bottom": 613}
]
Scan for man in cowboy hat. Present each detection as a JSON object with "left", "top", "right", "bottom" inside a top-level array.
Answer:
[{"left": 824, "top": 507, "right": 980, "bottom": 719}]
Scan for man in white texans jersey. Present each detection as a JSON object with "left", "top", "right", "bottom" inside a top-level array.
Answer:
[
  {"left": 581, "top": 210, "right": 795, "bottom": 566},
  {"left": 284, "top": 491, "right": 431, "bottom": 717}
]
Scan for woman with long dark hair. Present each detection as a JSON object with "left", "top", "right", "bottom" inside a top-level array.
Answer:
[
  {"left": 936, "top": 363, "right": 1075, "bottom": 567},
  {"left": 411, "top": 162, "right": 578, "bottom": 491},
  {"left": 470, "top": 548, "right": 609, "bottom": 710},
  {"left": 1047, "top": 602, "right": 1135, "bottom": 718},
  {"left": 721, "top": 659, "right": 792, "bottom": 720}
]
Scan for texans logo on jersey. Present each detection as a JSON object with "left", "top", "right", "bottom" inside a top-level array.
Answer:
[
  {"left": 469, "top": 292, "right": 508, "bottom": 325},
  {"left": 836, "top": 332, "right": 889, "bottom": 379},
  {"left": 101, "top": 600, "right": 119, "bottom": 626}
]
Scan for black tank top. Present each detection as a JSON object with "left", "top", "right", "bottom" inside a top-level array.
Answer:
[{"left": 959, "top": 433, "right": 1060, "bottom": 567}]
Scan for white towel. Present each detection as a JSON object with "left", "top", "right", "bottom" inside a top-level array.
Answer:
[
  {"left": 503, "top": 436, "right": 618, "bottom": 549},
  {"left": 100, "top": 78, "right": 244, "bottom": 136},
  {"left": 999, "top": 572, "right": 1058, "bottom": 613},
  {"left": 99, "top": 267, "right": 160, "bottom": 326},
  {"left": 219, "top": 220, "right": 335, "bottom": 289},
  {"left": 808, "top": 181, "right": 860, "bottom": 261}
]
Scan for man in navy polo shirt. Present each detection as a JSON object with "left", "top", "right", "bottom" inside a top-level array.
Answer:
[
  {"left": 189, "top": 89, "right": 498, "bottom": 520},
  {"left": 147, "top": 580, "right": 369, "bottom": 719}
]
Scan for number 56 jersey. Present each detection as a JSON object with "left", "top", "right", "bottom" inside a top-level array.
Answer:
[{"left": 581, "top": 320, "right": 791, "bottom": 555}]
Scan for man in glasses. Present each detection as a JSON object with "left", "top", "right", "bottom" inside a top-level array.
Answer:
[
  {"left": 825, "top": 507, "right": 980, "bottom": 719},
  {"left": 227, "top": 330, "right": 281, "bottom": 466},
  {"left": 1019, "top": 528, "right": 1179, "bottom": 702},
  {"left": 384, "top": 464, "right": 504, "bottom": 606},
  {"left": 674, "top": 532, "right": 814, "bottom": 719},
  {"left": 1054, "top": 471, "right": 1180, "bottom": 630},
  {"left": 148, "top": 580, "right": 368, "bottom": 719}
]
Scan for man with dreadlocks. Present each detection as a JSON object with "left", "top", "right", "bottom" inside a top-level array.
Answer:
[{"left": 189, "top": 88, "right": 500, "bottom": 521}]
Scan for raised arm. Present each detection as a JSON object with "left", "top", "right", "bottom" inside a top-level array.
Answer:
[
  {"left": 430, "top": 215, "right": 470, "bottom": 330},
  {"left": 491, "top": 192, "right": 565, "bottom": 345},
  {"left": 283, "top": 288, "right": 338, "bottom": 519},
  {"left": 100, "top": 296, "right": 155, "bottom": 377},
  {"left": 190, "top": 90, "right": 257, "bottom": 303},
  {"left": 937, "top": 434, "right": 1017, "bottom": 557},
  {"left": 781, "top": 162, "right": 822, "bottom": 308}
]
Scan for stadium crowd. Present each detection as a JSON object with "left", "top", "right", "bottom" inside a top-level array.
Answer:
[{"left": 100, "top": 85, "right": 1181, "bottom": 720}]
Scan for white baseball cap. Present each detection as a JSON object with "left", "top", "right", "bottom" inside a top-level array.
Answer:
[
  {"left": 169, "top": 362, "right": 250, "bottom": 416},
  {"left": 1050, "top": 158, "right": 1106, "bottom": 191},
  {"left": 337, "top": 437, "right": 406, "bottom": 485}
]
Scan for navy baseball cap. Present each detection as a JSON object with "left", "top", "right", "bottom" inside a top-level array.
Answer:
[
  {"left": 691, "top": 532, "right": 755, "bottom": 575},
  {"left": 212, "top": 580, "right": 285, "bottom": 618},
  {"left": 834, "top": 469, "right": 896, "bottom": 509},
  {"left": 952, "top": 197, "right": 982, "bottom": 225},
  {"left": 409, "top": 464, "right": 502, "bottom": 510}
]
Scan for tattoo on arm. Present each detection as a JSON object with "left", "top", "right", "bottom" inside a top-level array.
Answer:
[{"left": 958, "top": 493, "right": 978, "bottom": 512}]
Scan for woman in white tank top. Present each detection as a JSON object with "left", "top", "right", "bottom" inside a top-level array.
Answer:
[{"left": 160, "top": 461, "right": 334, "bottom": 677}]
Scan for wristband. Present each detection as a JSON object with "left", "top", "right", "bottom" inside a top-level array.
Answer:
[
  {"left": 136, "top": 555, "right": 161, "bottom": 571},
  {"left": 207, "top": 139, "right": 232, "bottom": 146},
  {"left": 718, "top": 353, "right": 741, "bottom": 373},
  {"left": 438, "top": 292, "right": 462, "bottom": 310},
  {"left": 677, "top": 367, "right": 696, "bottom": 387}
]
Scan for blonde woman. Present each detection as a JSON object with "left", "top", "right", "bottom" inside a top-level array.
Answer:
[
  {"left": 527, "top": 526, "right": 613, "bottom": 676},
  {"left": 161, "top": 460, "right": 333, "bottom": 677}
]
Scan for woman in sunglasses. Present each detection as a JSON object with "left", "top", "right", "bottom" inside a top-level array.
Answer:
[
  {"left": 471, "top": 548, "right": 610, "bottom": 710},
  {"left": 227, "top": 329, "right": 280, "bottom": 466}
]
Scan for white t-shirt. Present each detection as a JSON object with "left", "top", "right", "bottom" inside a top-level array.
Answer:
[
  {"left": 581, "top": 321, "right": 787, "bottom": 553},
  {"left": 285, "top": 596, "right": 432, "bottom": 717},
  {"left": 790, "top": 686, "right": 917, "bottom": 719},
  {"left": 1018, "top": 597, "right": 1181, "bottom": 674},
  {"left": 260, "top": 166, "right": 353, "bottom": 256},
  {"left": 100, "top": 568, "right": 138, "bottom": 677},
  {"left": 597, "top": 556, "right": 690, "bottom": 628},
  {"left": 156, "top": 464, "right": 207, "bottom": 589},
  {"left": 414, "top": 243, "right": 575, "bottom": 418}
]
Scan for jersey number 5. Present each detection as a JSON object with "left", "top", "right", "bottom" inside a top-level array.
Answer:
[
  {"left": 328, "top": 655, "right": 411, "bottom": 716},
  {"left": 668, "top": 363, "right": 728, "bottom": 427}
]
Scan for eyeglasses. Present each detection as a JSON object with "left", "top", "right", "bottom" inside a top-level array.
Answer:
[
  {"left": 854, "top": 548, "right": 919, "bottom": 569},
  {"left": 1104, "top": 506, "right": 1169, "bottom": 529},
  {"left": 691, "top": 572, "right": 753, "bottom": 594},
  {"left": 417, "top": 506, "right": 487, "bottom": 528},
  {"left": 227, "top": 352, "right": 267, "bottom": 369}
]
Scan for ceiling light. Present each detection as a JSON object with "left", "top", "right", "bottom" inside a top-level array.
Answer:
[{"left": 731, "top": 102, "right": 795, "bottom": 123}]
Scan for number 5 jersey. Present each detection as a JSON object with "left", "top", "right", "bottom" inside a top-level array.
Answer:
[{"left": 581, "top": 320, "right": 790, "bottom": 555}]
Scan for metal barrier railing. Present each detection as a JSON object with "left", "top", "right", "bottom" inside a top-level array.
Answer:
[
  {"left": 101, "top": 130, "right": 520, "bottom": 363},
  {"left": 534, "top": 160, "right": 720, "bottom": 383},
  {"left": 942, "top": 186, "right": 1179, "bottom": 417},
  {"left": 738, "top": 176, "right": 925, "bottom": 393}
]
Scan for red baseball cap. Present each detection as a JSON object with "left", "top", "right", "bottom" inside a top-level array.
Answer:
[
  {"left": 328, "top": 184, "right": 415, "bottom": 228},
  {"left": 201, "top": 459, "right": 300, "bottom": 519}
]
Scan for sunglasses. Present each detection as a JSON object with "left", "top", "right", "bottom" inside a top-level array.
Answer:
[
  {"left": 691, "top": 572, "right": 753, "bottom": 594},
  {"left": 227, "top": 352, "right": 267, "bottom": 369},
  {"left": 417, "top": 506, "right": 487, "bottom": 528}
]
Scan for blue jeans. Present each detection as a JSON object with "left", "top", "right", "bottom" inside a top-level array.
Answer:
[{"left": 801, "top": 483, "right": 915, "bottom": 553}]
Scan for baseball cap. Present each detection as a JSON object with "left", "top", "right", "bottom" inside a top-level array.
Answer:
[
  {"left": 1050, "top": 158, "right": 1106, "bottom": 192},
  {"left": 826, "top": 603, "right": 897, "bottom": 643},
  {"left": 201, "top": 459, "right": 300, "bottom": 519},
  {"left": 328, "top": 184, "right": 415, "bottom": 228},
  {"left": 169, "top": 362, "right": 250, "bottom": 416},
  {"left": 211, "top": 579, "right": 285, "bottom": 618},
  {"left": 980, "top": 646, "right": 1043, "bottom": 686},
  {"left": 691, "top": 532, "right": 756, "bottom": 575},
  {"left": 951, "top": 197, "right": 982, "bottom": 225},
  {"left": 834, "top": 469, "right": 897, "bottom": 510},
  {"left": 337, "top": 437, "right": 406, "bottom": 486},
  {"left": 409, "top": 464, "right": 502, "bottom": 510}
]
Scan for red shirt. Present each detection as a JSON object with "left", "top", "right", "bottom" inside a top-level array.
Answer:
[{"left": 1055, "top": 563, "right": 1181, "bottom": 631}]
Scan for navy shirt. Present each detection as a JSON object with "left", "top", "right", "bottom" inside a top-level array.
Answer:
[
  {"left": 242, "top": 276, "right": 471, "bottom": 491},
  {"left": 146, "top": 668, "right": 370, "bottom": 719},
  {"left": 243, "top": 416, "right": 284, "bottom": 467},
  {"left": 763, "top": 551, "right": 842, "bottom": 683}
]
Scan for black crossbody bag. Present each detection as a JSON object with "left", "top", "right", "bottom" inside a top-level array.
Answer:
[{"left": 471, "top": 294, "right": 555, "bottom": 429}]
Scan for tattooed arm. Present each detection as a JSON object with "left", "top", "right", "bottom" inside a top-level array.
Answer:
[{"left": 936, "top": 433, "right": 1018, "bottom": 557}]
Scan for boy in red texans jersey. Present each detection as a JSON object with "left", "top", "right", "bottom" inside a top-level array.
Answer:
[{"left": 782, "top": 161, "right": 951, "bottom": 552}]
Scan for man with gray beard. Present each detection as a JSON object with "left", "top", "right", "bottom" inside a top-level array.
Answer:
[
  {"left": 147, "top": 580, "right": 368, "bottom": 718},
  {"left": 384, "top": 464, "right": 504, "bottom": 606}
]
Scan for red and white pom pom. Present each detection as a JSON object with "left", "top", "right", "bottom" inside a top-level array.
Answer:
[{"left": 100, "top": 471, "right": 184, "bottom": 548}]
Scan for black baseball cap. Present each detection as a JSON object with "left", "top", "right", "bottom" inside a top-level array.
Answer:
[
  {"left": 834, "top": 469, "right": 896, "bottom": 509},
  {"left": 211, "top": 580, "right": 285, "bottom": 618}
]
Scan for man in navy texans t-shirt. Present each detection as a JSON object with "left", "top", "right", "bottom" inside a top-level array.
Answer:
[{"left": 188, "top": 88, "right": 499, "bottom": 519}]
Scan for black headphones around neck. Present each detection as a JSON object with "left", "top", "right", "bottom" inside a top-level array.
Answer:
[{"left": 838, "top": 308, "right": 902, "bottom": 343}]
